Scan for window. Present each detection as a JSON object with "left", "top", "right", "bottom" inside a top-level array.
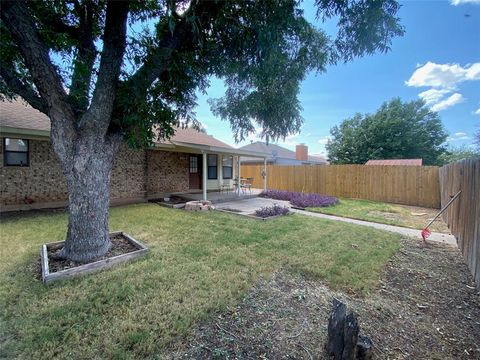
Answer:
[
  {"left": 207, "top": 154, "right": 217, "bottom": 179},
  {"left": 222, "top": 155, "right": 233, "bottom": 179},
  {"left": 189, "top": 156, "right": 198, "bottom": 173},
  {"left": 3, "top": 138, "right": 29, "bottom": 166}
]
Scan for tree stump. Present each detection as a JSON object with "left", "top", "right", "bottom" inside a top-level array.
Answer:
[
  {"left": 342, "top": 312, "right": 360, "bottom": 360},
  {"left": 326, "top": 298, "right": 373, "bottom": 360},
  {"left": 326, "top": 298, "right": 347, "bottom": 359},
  {"left": 356, "top": 335, "right": 373, "bottom": 360}
]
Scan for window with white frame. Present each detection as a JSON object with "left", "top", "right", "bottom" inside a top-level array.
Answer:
[
  {"left": 207, "top": 154, "right": 217, "bottom": 179},
  {"left": 222, "top": 155, "right": 233, "bottom": 179},
  {"left": 3, "top": 138, "right": 29, "bottom": 166}
]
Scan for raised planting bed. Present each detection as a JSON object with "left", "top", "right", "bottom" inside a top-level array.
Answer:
[{"left": 40, "top": 231, "right": 148, "bottom": 284}]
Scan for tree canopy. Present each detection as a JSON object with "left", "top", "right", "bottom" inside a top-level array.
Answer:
[
  {"left": 326, "top": 98, "right": 448, "bottom": 165},
  {"left": 1, "top": 0, "right": 404, "bottom": 146}
]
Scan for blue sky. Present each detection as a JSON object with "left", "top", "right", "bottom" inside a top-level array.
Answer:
[{"left": 195, "top": 0, "right": 480, "bottom": 157}]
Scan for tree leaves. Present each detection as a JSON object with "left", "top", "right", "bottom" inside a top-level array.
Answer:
[
  {"left": 326, "top": 98, "right": 448, "bottom": 165},
  {"left": 1, "top": 0, "right": 405, "bottom": 148}
]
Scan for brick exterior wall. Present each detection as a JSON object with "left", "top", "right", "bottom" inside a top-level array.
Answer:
[
  {"left": 1, "top": 139, "right": 68, "bottom": 205},
  {"left": 1, "top": 138, "right": 189, "bottom": 207},
  {"left": 146, "top": 150, "right": 189, "bottom": 196}
]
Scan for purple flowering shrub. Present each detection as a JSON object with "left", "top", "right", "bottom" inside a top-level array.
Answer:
[
  {"left": 260, "top": 190, "right": 338, "bottom": 208},
  {"left": 255, "top": 204, "right": 290, "bottom": 218}
]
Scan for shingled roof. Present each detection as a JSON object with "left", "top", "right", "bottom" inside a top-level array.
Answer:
[
  {"left": 0, "top": 99, "right": 235, "bottom": 151},
  {"left": 0, "top": 99, "right": 50, "bottom": 132}
]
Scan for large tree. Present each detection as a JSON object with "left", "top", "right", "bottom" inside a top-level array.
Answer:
[
  {"left": 1, "top": 0, "right": 404, "bottom": 262},
  {"left": 326, "top": 98, "right": 448, "bottom": 165}
]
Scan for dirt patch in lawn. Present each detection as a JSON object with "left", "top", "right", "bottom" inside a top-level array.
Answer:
[
  {"left": 367, "top": 210, "right": 400, "bottom": 221},
  {"left": 167, "top": 239, "right": 479, "bottom": 359},
  {"left": 47, "top": 234, "right": 137, "bottom": 273}
]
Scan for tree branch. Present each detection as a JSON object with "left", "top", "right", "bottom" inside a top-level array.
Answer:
[
  {"left": 0, "top": 65, "right": 48, "bottom": 114},
  {"left": 69, "top": 0, "right": 97, "bottom": 113},
  {"left": 81, "top": 0, "right": 129, "bottom": 134},
  {"left": 1, "top": 1, "right": 76, "bottom": 162},
  {"left": 125, "top": 0, "right": 219, "bottom": 102},
  {"left": 1, "top": 2, "right": 71, "bottom": 111}
]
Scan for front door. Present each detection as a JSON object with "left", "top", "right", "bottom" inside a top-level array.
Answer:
[{"left": 189, "top": 154, "right": 202, "bottom": 189}]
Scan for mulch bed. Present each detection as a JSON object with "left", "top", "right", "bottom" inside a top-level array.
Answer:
[
  {"left": 167, "top": 238, "right": 480, "bottom": 359},
  {"left": 47, "top": 234, "right": 137, "bottom": 273}
]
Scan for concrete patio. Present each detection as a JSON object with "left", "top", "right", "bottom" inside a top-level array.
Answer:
[{"left": 175, "top": 188, "right": 263, "bottom": 204}]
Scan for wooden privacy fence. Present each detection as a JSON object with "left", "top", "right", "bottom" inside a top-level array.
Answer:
[
  {"left": 439, "top": 159, "right": 480, "bottom": 287},
  {"left": 241, "top": 164, "right": 441, "bottom": 208}
]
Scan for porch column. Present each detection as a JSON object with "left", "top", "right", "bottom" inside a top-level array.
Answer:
[
  {"left": 237, "top": 155, "right": 241, "bottom": 194},
  {"left": 202, "top": 152, "right": 207, "bottom": 201},
  {"left": 263, "top": 158, "right": 267, "bottom": 191}
]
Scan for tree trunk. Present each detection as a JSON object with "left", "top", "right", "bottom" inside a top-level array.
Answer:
[{"left": 58, "top": 135, "right": 120, "bottom": 262}]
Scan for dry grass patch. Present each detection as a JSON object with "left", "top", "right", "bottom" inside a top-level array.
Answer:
[
  {"left": 1, "top": 203, "right": 400, "bottom": 359},
  {"left": 308, "top": 198, "right": 450, "bottom": 233}
]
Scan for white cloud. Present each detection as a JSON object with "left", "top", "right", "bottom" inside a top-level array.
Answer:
[
  {"left": 431, "top": 93, "right": 464, "bottom": 112},
  {"left": 406, "top": 62, "right": 480, "bottom": 89},
  {"left": 418, "top": 88, "right": 451, "bottom": 106},
  {"left": 406, "top": 62, "right": 479, "bottom": 112},
  {"left": 474, "top": 108, "right": 480, "bottom": 115},
  {"left": 450, "top": 0, "right": 480, "bottom": 5},
  {"left": 317, "top": 136, "right": 332, "bottom": 145},
  {"left": 447, "top": 131, "right": 471, "bottom": 141}
]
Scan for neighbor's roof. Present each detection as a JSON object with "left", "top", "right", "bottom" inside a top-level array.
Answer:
[
  {"left": 365, "top": 159, "right": 423, "bottom": 166},
  {"left": 239, "top": 141, "right": 327, "bottom": 164},
  {"left": 0, "top": 99, "right": 266, "bottom": 157}
]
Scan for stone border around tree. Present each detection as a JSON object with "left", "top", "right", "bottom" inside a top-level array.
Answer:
[{"left": 40, "top": 231, "right": 148, "bottom": 284}]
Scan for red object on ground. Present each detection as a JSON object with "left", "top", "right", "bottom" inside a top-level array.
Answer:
[{"left": 421, "top": 228, "right": 431, "bottom": 241}]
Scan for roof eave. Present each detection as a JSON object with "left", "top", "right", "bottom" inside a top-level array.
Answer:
[{"left": 0, "top": 126, "right": 50, "bottom": 139}]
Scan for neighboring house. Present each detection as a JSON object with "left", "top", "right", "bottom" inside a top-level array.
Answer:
[
  {"left": 365, "top": 159, "right": 423, "bottom": 166},
  {"left": 0, "top": 100, "right": 267, "bottom": 211},
  {"left": 240, "top": 142, "right": 328, "bottom": 165}
]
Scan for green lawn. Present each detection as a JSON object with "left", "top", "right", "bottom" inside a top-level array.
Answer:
[
  {"left": 0, "top": 204, "right": 400, "bottom": 359},
  {"left": 308, "top": 198, "right": 449, "bottom": 233}
]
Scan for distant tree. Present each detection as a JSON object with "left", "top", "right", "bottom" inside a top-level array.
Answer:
[
  {"left": 438, "top": 145, "right": 480, "bottom": 164},
  {"left": 1, "top": 0, "right": 404, "bottom": 262},
  {"left": 326, "top": 98, "right": 447, "bottom": 165},
  {"left": 476, "top": 128, "right": 480, "bottom": 151}
]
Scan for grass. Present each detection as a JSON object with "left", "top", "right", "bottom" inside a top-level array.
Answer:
[
  {"left": 308, "top": 198, "right": 449, "bottom": 233},
  {"left": 0, "top": 204, "right": 401, "bottom": 359}
]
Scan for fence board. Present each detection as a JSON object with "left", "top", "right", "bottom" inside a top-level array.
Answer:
[
  {"left": 241, "top": 164, "right": 440, "bottom": 208},
  {"left": 439, "top": 159, "right": 479, "bottom": 287}
]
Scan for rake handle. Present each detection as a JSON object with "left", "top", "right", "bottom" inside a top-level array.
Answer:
[{"left": 424, "top": 190, "right": 461, "bottom": 230}]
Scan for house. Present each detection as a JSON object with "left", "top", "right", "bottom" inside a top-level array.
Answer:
[
  {"left": 0, "top": 100, "right": 267, "bottom": 212},
  {"left": 365, "top": 159, "right": 423, "bottom": 166},
  {"left": 239, "top": 142, "right": 328, "bottom": 165}
]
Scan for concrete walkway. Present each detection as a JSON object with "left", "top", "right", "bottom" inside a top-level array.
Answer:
[
  {"left": 215, "top": 197, "right": 457, "bottom": 247},
  {"left": 290, "top": 209, "right": 457, "bottom": 246}
]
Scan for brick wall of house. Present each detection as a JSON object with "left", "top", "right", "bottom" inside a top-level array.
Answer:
[
  {"left": 146, "top": 150, "right": 189, "bottom": 196},
  {"left": 1, "top": 139, "right": 68, "bottom": 205},
  {"left": 110, "top": 145, "right": 147, "bottom": 201},
  {"left": 1, "top": 138, "right": 189, "bottom": 207}
]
